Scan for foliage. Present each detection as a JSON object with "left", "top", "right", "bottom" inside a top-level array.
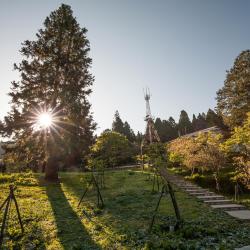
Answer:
[
  {"left": 89, "top": 131, "right": 136, "bottom": 168},
  {"left": 168, "top": 132, "right": 226, "bottom": 190},
  {"left": 192, "top": 113, "right": 207, "bottom": 131},
  {"left": 206, "top": 108, "right": 225, "bottom": 128},
  {"left": 112, "top": 111, "right": 136, "bottom": 142},
  {"left": 222, "top": 113, "right": 250, "bottom": 187},
  {"left": 216, "top": 50, "right": 250, "bottom": 128},
  {"left": 1, "top": 171, "right": 250, "bottom": 249},
  {"left": 1, "top": 4, "right": 96, "bottom": 179},
  {"left": 154, "top": 117, "right": 178, "bottom": 142},
  {"left": 145, "top": 143, "right": 168, "bottom": 168},
  {"left": 178, "top": 110, "right": 193, "bottom": 135}
]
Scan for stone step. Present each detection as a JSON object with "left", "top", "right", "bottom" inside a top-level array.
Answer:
[
  {"left": 226, "top": 210, "right": 250, "bottom": 220},
  {"left": 197, "top": 195, "right": 224, "bottom": 200},
  {"left": 211, "top": 204, "right": 245, "bottom": 210},
  {"left": 204, "top": 199, "right": 232, "bottom": 205},
  {"left": 235, "top": 246, "right": 250, "bottom": 250},
  {"left": 186, "top": 189, "right": 209, "bottom": 192},
  {"left": 178, "top": 184, "right": 198, "bottom": 188},
  {"left": 189, "top": 192, "right": 214, "bottom": 196}
]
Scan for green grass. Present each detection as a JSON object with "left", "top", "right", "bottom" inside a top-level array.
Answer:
[{"left": 0, "top": 170, "right": 250, "bottom": 249}]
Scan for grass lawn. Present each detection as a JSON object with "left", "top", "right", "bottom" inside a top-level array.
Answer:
[{"left": 0, "top": 170, "right": 250, "bottom": 249}]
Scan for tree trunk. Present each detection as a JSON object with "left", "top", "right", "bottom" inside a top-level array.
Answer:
[
  {"left": 45, "top": 156, "right": 59, "bottom": 182},
  {"left": 214, "top": 172, "right": 220, "bottom": 191}
]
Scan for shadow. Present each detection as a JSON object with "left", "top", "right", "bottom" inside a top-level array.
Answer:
[
  {"left": 44, "top": 181, "right": 101, "bottom": 249},
  {"left": 0, "top": 182, "right": 47, "bottom": 250},
  {"left": 61, "top": 171, "right": 159, "bottom": 240}
]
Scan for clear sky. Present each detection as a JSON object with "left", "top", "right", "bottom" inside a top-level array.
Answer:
[{"left": 0, "top": 0, "right": 249, "bottom": 134}]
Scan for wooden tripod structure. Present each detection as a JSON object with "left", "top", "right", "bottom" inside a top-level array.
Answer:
[
  {"left": 78, "top": 173, "right": 104, "bottom": 209},
  {"left": 0, "top": 185, "right": 24, "bottom": 248},
  {"left": 149, "top": 168, "right": 182, "bottom": 232}
]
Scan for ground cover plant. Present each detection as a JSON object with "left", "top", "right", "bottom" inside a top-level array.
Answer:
[{"left": 0, "top": 170, "right": 250, "bottom": 249}]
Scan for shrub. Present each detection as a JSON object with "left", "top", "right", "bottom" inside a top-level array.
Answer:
[{"left": 89, "top": 131, "right": 136, "bottom": 168}]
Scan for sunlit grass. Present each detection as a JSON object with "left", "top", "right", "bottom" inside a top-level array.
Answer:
[{"left": 0, "top": 170, "right": 250, "bottom": 249}]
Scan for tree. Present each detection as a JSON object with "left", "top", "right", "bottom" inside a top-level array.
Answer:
[
  {"left": 195, "top": 113, "right": 207, "bottom": 131},
  {"left": 154, "top": 118, "right": 164, "bottom": 141},
  {"left": 216, "top": 50, "right": 250, "bottom": 128},
  {"left": 123, "top": 121, "right": 136, "bottom": 142},
  {"left": 146, "top": 142, "right": 168, "bottom": 168},
  {"left": 206, "top": 109, "right": 225, "bottom": 128},
  {"left": 2, "top": 4, "right": 96, "bottom": 181},
  {"left": 112, "top": 111, "right": 124, "bottom": 134},
  {"left": 154, "top": 117, "right": 178, "bottom": 142},
  {"left": 192, "top": 114, "right": 197, "bottom": 131},
  {"left": 222, "top": 112, "right": 250, "bottom": 187},
  {"left": 168, "top": 132, "right": 226, "bottom": 191},
  {"left": 89, "top": 131, "right": 136, "bottom": 168},
  {"left": 195, "top": 133, "right": 226, "bottom": 191},
  {"left": 168, "top": 116, "right": 177, "bottom": 128},
  {"left": 112, "top": 111, "right": 135, "bottom": 142},
  {"left": 135, "top": 131, "right": 143, "bottom": 145},
  {"left": 178, "top": 110, "right": 193, "bottom": 135}
]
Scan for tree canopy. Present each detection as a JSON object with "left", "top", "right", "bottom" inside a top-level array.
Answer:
[
  {"left": 216, "top": 50, "right": 250, "bottom": 129},
  {"left": 89, "top": 131, "right": 136, "bottom": 168},
  {"left": 1, "top": 4, "right": 96, "bottom": 180},
  {"left": 178, "top": 110, "right": 193, "bottom": 135},
  {"left": 112, "top": 111, "right": 135, "bottom": 142}
]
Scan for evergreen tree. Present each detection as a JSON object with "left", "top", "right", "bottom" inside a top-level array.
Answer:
[
  {"left": 135, "top": 131, "right": 143, "bottom": 145},
  {"left": 178, "top": 110, "right": 193, "bottom": 135},
  {"left": 154, "top": 117, "right": 178, "bottom": 142},
  {"left": 168, "top": 116, "right": 177, "bottom": 128},
  {"left": 112, "top": 111, "right": 124, "bottom": 134},
  {"left": 154, "top": 117, "right": 163, "bottom": 140},
  {"left": 192, "top": 114, "right": 197, "bottom": 131},
  {"left": 123, "top": 121, "right": 136, "bottom": 142},
  {"left": 206, "top": 109, "right": 226, "bottom": 129},
  {"left": 216, "top": 50, "right": 250, "bottom": 128},
  {"left": 2, "top": 4, "right": 96, "bottom": 180},
  {"left": 112, "top": 111, "right": 135, "bottom": 142},
  {"left": 195, "top": 113, "right": 207, "bottom": 131},
  {"left": 167, "top": 117, "right": 178, "bottom": 140}
]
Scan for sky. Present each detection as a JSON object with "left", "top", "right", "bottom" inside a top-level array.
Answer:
[{"left": 0, "top": 0, "right": 250, "bottom": 134}]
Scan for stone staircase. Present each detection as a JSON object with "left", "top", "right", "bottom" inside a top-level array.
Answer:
[{"left": 163, "top": 170, "right": 250, "bottom": 220}]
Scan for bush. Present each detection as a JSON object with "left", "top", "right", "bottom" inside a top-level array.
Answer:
[{"left": 89, "top": 131, "right": 137, "bottom": 168}]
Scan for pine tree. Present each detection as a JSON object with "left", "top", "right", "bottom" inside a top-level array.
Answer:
[
  {"left": 123, "top": 121, "right": 136, "bottom": 142},
  {"left": 2, "top": 4, "right": 96, "bottom": 181},
  {"left": 192, "top": 114, "right": 197, "bottom": 131},
  {"left": 195, "top": 113, "right": 207, "bottom": 131},
  {"left": 216, "top": 50, "right": 250, "bottom": 128},
  {"left": 154, "top": 117, "right": 163, "bottom": 140},
  {"left": 154, "top": 117, "right": 178, "bottom": 142},
  {"left": 178, "top": 110, "right": 193, "bottom": 135},
  {"left": 112, "top": 111, "right": 124, "bottom": 134},
  {"left": 168, "top": 116, "right": 177, "bottom": 128},
  {"left": 167, "top": 117, "right": 178, "bottom": 140},
  {"left": 135, "top": 131, "right": 143, "bottom": 145}
]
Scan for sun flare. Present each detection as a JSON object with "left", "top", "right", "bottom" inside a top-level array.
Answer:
[{"left": 37, "top": 112, "right": 52, "bottom": 128}]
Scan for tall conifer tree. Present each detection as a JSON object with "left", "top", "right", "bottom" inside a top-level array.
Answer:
[
  {"left": 178, "top": 110, "right": 193, "bottom": 135},
  {"left": 216, "top": 50, "right": 250, "bottom": 128},
  {"left": 2, "top": 4, "right": 96, "bottom": 180}
]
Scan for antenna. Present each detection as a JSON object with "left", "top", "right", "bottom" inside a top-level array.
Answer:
[{"left": 142, "top": 88, "right": 160, "bottom": 144}]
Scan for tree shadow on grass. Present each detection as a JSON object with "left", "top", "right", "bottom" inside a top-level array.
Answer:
[
  {"left": 45, "top": 182, "right": 101, "bottom": 250},
  {"left": 0, "top": 183, "right": 47, "bottom": 250},
  {"left": 61, "top": 172, "right": 158, "bottom": 236}
]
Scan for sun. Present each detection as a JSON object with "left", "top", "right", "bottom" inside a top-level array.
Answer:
[{"left": 37, "top": 112, "right": 52, "bottom": 128}]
